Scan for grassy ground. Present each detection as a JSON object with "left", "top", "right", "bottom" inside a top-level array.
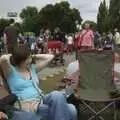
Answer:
[{"left": 41, "top": 69, "right": 66, "bottom": 93}]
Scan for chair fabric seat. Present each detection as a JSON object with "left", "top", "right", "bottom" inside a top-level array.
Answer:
[{"left": 79, "top": 89, "right": 120, "bottom": 102}]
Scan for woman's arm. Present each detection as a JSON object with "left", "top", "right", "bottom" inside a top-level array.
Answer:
[
  {"left": 32, "top": 54, "right": 54, "bottom": 71},
  {"left": 0, "top": 54, "right": 12, "bottom": 78}
]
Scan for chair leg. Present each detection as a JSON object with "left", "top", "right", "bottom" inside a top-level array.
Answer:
[
  {"left": 114, "top": 102, "right": 117, "bottom": 120},
  {"left": 81, "top": 101, "right": 116, "bottom": 120}
]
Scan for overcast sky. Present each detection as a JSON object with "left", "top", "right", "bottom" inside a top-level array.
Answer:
[{"left": 0, "top": 0, "right": 109, "bottom": 22}]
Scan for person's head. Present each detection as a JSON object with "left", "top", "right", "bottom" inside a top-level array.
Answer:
[
  {"left": 11, "top": 44, "right": 31, "bottom": 67},
  {"left": 84, "top": 23, "right": 90, "bottom": 30},
  {"left": 54, "top": 27, "right": 60, "bottom": 33}
]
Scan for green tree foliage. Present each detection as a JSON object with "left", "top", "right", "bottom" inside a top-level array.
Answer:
[
  {"left": 20, "top": 6, "right": 38, "bottom": 19},
  {"left": 97, "top": 0, "right": 108, "bottom": 33},
  {"left": 108, "top": 0, "right": 120, "bottom": 29},
  {"left": 39, "top": 1, "right": 82, "bottom": 33},
  {"left": 20, "top": 1, "right": 82, "bottom": 34},
  {"left": 20, "top": 6, "right": 40, "bottom": 35},
  {"left": 97, "top": 0, "right": 120, "bottom": 32},
  {"left": 0, "top": 19, "right": 10, "bottom": 34}
]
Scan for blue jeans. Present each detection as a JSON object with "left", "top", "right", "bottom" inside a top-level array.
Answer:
[
  {"left": 12, "top": 91, "right": 77, "bottom": 120},
  {"left": 12, "top": 111, "right": 40, "bottom": 120},
  {"left": 37, "top": 91, "right": 77, "bottom": 120}
]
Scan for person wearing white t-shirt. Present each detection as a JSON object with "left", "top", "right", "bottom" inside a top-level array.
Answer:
[
  {"left": 67, "top": 34, "right": 74, "bottom": 54},
  {"left": 114, "top": 53, "right": 120, "bottom": 91},
  {"left": 114, "top": 29, "right": 120, "bottom": 48}
]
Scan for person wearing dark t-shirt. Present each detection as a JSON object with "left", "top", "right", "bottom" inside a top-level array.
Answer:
[
  {"left": 53, "top": 27, "right": 65, "bottom": 43},
  {"left": 4, "top": 19, "right": 19, "bottom": 53}
]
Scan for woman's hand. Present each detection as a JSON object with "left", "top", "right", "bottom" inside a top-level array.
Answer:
[
  {"left": 0, "top": 54, "right": 11, "bottom": 77},
  {"left": 0, "top": 112, "right": 8, "bottom": 120}
]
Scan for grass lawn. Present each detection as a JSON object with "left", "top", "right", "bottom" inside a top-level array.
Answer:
[{"left": 41, "top": 70, "right": 66, "bottom": 93}]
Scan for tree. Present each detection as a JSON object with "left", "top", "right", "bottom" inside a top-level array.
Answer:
[
  {"left": 20, "top": 1, "right": 82, "bottom": 34},
  {"left": 20, "top": 6, "right": 38, "bottom": 19},
  {"left": 39, "top": 1, "right": 82, "bottom": 33},
  {"left": 108, "top": 0, "right": 120, "bottom": 29},
  {"left": 38, "top": 4, "right": 55, "bottom": 30},
  {"left": 20, "top": 6, "right": 40, "bottom": 35},
  {"left": 97, "top": 0, "right": 120, "bottom": 32},
  {"left": 0, "top": 19, "right": 10, "bottom": 36},
  {"left": 97, "top": 0, "right": 108, "bottom": 33}
]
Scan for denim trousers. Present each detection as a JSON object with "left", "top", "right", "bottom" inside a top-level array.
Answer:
[
  {"left": 12, "top": 111, "right": 40, "bottom": 120},
  {"left": 38, "top": 91, "right": 77, "bottom": 120},
  {"left": 12, "top": 91, "right": 77, "bottom": 120}
]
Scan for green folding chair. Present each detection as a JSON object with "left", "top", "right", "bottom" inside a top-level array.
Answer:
[{"left": 78, "top": 50, "right": 120, "bottom": 120}]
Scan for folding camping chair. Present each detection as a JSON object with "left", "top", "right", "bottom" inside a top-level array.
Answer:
[{"left": 78, "top": 50, "right": 120, "bottom": 120}]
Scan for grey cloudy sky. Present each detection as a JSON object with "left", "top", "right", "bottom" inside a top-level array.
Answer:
[{"left": 0, "top": 0, "right": 109, "bottom": 22}]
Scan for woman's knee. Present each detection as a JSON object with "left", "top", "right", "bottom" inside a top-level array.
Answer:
[
  {"left": 43, "top": 91, "right": 67, "bottom": 105},
  {"left": 50, "top": 91, "right": 66, "bottom": 101}
]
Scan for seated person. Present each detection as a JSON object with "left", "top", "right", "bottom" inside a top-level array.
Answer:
[
  {"left": 0, "top": 94, "right": 41, "bottom": 120},
  {"left": 0, "top": 71, "right": 43, "bottom": 120},
  {"left": 0, "top": 44, "right": 77, "bottom": 120},
  {"left": 0, "top": 98, "right": 42, "bottom": 120}
]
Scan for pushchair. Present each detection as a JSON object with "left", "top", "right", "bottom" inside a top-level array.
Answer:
[{"left": 47, "top": 40, "right": 65, "bottom": 66}]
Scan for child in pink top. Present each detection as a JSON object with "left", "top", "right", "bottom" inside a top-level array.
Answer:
[{"left": 78, "top": 23, "right": 94, "bottom": 49}]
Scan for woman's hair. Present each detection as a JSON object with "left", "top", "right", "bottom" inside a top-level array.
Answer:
[{"left": 11, "top": 44, "right": 31, "bottom": 66}]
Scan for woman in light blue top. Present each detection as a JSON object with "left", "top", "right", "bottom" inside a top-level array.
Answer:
[{"left": 0, "top": 44, "right": 77, "bottom": 120}]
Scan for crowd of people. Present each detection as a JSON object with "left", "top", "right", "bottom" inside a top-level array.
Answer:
[
  {"left": 93, "top": 28, "right": 120, "bottom": 50},
  {"left": 0, "top": 19, "right": 120, "bottom": 56}
]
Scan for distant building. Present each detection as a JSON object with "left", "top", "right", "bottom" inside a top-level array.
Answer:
[
  {"left": 0, "top": 12, "right": 21, "bottom": 23},
  {"left": 7, "top": 12, "right": 17, "bottom": 17}
]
